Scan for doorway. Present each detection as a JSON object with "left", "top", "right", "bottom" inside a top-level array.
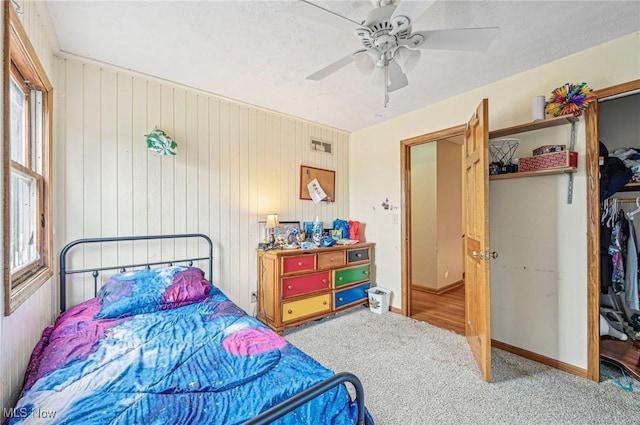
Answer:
[
  {"left": 586, "top": 79, "right": 640, "bottom": 382},
  {"left": 401, "top": 126, "right": 466, "bottom": 334}
]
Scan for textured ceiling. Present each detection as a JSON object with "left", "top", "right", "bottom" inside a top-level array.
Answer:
[{"left": 45, "top": 1, "right": 640, "bottom": 132}]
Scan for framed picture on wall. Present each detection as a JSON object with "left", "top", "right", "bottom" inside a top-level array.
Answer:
[{"left": 299, "top": 165, "right": 336, "bottom": 202}]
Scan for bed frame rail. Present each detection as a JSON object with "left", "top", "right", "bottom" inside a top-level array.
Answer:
[
  {"left": 243, "top": 372, "right": 371, "bottom": 425},
  {"left": 59, "top": 234, "right": 213, "bottom": 312}
]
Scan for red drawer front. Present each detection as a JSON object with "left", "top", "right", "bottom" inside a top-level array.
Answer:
[
  {"left": 282, "top": 272, "right": 330, "bottom": 298},
  {"left": 283, "top": 255, "right": 315, "bottom": 274}
]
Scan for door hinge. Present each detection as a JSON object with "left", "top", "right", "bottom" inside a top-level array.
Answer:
[{"left": 472, "top": 251, "right": 498, "bottom": 260}]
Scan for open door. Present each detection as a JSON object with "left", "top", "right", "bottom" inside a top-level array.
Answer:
[{"left": 463, "top": 99, "right": 492, "bottom": 382}]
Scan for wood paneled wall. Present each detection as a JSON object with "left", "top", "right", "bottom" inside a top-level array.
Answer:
[
  {"left": 1, "top": 0, "right": 58, "bottom": 411},
  {"left": 55, "top": 55, "right": 350, "bottom": 312}
]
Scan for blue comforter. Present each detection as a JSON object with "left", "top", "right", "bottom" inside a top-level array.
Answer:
[{"left": 8, "top": 284, "right": 362, "bottom": 424}]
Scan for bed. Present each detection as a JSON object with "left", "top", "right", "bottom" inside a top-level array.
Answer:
[{"left": 6, "top": 234, "right": 373, "bottom": 425}]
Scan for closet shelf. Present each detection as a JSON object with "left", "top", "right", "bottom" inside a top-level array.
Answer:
[
  {"left": 620, "top": 182, "right": 640, "bottom": 192},
  {"left": 490, "top": 166, "right": 577, "bottom": 180},
  {"left": 489, "top": 115, "right": 579, "bottom": 139},
  {"left": 489, "top": 115, "right": 578, "bottom": 203}
]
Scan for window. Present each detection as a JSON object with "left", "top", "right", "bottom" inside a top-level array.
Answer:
[{"left": 3, "top": 3, "right": 53, "bottom": 315}]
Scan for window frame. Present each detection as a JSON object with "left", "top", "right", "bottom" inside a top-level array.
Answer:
[{"left": 3, "top": 2, "right": 53, "bottom": 315}]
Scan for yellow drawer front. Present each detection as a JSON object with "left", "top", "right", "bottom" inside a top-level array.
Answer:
[{"left": 282, "top": 294, "right": 331, "bottom": 322}]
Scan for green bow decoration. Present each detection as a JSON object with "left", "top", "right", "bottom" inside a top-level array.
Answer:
[{"left": 145, "top": 127, "right": 178, "bottom": 156}]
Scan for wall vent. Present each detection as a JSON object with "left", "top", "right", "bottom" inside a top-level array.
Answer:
[{"left": 310, "top": 138, "right": 333, "bottom": 154}]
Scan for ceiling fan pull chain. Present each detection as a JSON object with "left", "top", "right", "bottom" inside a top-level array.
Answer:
[{"left": 384, "top": 63, "right": 389, "bottom": 108}]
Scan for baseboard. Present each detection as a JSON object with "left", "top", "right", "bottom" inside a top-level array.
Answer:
[
  {"left": 492, "top": 339, "right": 588, "bottom": 379},
  {"left": 412, "top": 280, "right": 463, "bottom": 295},
  {"left": 390, "top": 305, "right": 402, "bottom": 314}
]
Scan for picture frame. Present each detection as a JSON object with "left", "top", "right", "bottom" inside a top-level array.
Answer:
[
  {"left": 275, "top": 221, "right": 301, "bottom": 244},
  {"left": 330, "top": 229, "right": 343, "bottom": 241},
  {"left": 299, "top": 165, "right": 336, "bottom": 202},
  {"left": 322, "top": 227, "right": 334, "bottom": 238}
]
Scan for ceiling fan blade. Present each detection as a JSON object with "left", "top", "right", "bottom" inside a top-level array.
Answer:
[
  {"left": 388, "top": 61, "right": 408, "bottom": 93},
  {"left": 412, "top": 27, "right": 500, "bottom": 51},
  {"left": 306, "top": 51, "right": 364, "bottom": 81},
  {"left": 392, "top": 0, "right": 436, "bottom": 21},
  {"left": 390, "top": 0, "right": 436, "bottom": 34},
  {"left": 292, "top": 0, "right": 362, "bottom": 34}
]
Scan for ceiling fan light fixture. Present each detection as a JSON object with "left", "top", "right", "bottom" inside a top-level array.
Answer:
[
  {"left": 394, "top": 46, "right": 421, "bottom": 73},
  {"left": 371, "top": 64, "right": 388, "bottom": 87},
  {"left": 354, "top": 49, "right": 379, "bottom": 75}
]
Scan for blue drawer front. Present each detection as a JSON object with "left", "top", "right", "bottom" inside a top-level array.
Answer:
[{"left": 335, "top": 282, "right": 370, "bottom": 308}]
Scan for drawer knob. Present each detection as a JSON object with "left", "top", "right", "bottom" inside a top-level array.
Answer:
[
  {"left": 323, "top": 301, "right": 327, "bottom": 305},
  {"left": 338, "top": 297, "right": 344, "bottom": 302},
  {"left": 297, "top": 261, "right": 303, "bottom": 266},
  {"left": 322, "top": 278, "right": 327, "bottom": 283},
  {"left": 338, "top": 276, "right": 343, "bottom": 281},
  {"left": 356, "top": 253, "right": 362, "bottom": 258},
  {"left": 287, "top": 285, "right": 293, "bottom": 290},
  {"left": 364, "top": 270, "right": 369, "bottom": 275},
  {"left": 288, "top": 309, "right": 293, "bottom": 314}
]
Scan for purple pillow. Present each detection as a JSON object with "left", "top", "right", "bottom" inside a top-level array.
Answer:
[{"left": 95, "top": 266, "right": 211, "bottom": 319}]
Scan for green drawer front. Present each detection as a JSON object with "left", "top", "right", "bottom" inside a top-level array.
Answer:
[{"left": 334, "top": 265, "right": 370, "bottom": 287}]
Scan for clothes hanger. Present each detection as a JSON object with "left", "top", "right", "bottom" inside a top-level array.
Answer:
[
  {"left": 602, "top": 199, "right": 611, "bottom": 224},
  {"left": 608, "top": 198, "right": 619, "bottom": 227},
  {"left": 626, "top": 197, "right": 640, "bottom": 220}
]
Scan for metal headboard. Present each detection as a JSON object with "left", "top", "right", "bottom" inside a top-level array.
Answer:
[{"left": 59, "top": 233, "right": 213, "bottom": 312}]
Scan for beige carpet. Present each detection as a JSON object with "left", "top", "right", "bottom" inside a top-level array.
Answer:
[{"left": 284, "top": 307, "right": 640, "bottom": 425}]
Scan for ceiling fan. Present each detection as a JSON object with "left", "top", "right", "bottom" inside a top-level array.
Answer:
[{"left": 294, "top": 0, "right": 500, "bottom": 107}]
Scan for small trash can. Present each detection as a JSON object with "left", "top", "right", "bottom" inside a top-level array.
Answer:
[{"left": 367, "top": 287, "right": 391, "bottom": 314}]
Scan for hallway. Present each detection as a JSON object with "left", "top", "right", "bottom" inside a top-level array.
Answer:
[{"left": 410, "top": 284, "right": 465, "bottom": 335}]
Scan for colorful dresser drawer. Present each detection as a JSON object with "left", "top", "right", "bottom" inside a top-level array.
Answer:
[
  {"left": 335, "top": 282, "right": 370, "bottom": 309},
  {"left": 282, "top": 254, "right": 316, "bottom": 274},
  {"left": 282, "top": 272, "right": 330, "bottom": 298},
  {"left": 317, "top": 251, "right": 346, "bottom": 270},
  {"left": 334, "top": 265, "right": 370, "bottom": 288},
  {"left": 282, "top": 294, "right": 331, "bottom": 322},
  {"left": 347, "top": 248, "right": 369, "bottom": 263}
]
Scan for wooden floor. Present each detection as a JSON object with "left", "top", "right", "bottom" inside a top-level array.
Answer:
[
  {"left": 410, "top": 284, "right": 465, "bottom": 335},
  {"left": 600, "top": 337, "right": 640, "bottom": 381}
]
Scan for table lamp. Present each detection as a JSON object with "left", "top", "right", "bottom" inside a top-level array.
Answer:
[{"left": 266, "top": 213, "right": 279, "bottom": 245}]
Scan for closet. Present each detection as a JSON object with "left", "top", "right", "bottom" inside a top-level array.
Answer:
[{"left": 588, "top": 83, "right": 640, "bottom": 382}]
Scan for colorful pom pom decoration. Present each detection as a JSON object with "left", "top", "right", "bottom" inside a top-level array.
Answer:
[
  {"left": 545, "top": 82, "right": 595, "bottom": 117},
  {"left": 145, "top": 127, "right": 178, "bottom": 156}
]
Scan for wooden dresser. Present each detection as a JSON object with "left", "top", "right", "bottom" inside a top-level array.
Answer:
[{"left": 257, "top": 243, "right": 374, "bottom": 334}]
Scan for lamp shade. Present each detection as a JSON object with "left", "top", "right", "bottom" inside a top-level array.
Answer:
[
  {"left": 354, "top": 49, "right": 379, "bottom": 75},
  {"left": 371, "top": 64, "right": 387, "bottom": 87},
  {"left": 393, "top": 46, "right": 421, "bottom": 74},
  {"left": 266, "top": 214, "right": 279, "bottom": 229}
]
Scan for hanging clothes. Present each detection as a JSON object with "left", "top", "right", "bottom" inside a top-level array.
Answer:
[
  {"left": 626, "top": 213, "right": 640, "bottom": 311},
  {"left": 608, "top": 210, "right": 628, "bottom": 293},
  {"left": 601, "top": 199, "right": 615, "bottom": 293}
]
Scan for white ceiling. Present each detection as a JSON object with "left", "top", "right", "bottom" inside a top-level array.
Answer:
[{"left": 45, "top": 1, "right": 640, "bottom": 132}]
